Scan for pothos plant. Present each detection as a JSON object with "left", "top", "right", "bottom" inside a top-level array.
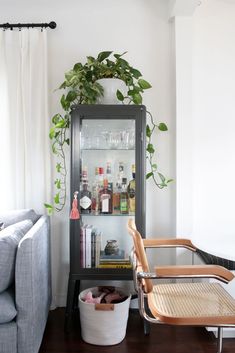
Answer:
[{"left": 45, "top": 51, "right": 172, "bottom": 214}]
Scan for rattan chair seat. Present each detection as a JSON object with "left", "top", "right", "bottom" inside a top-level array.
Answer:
[{"left": 149, "top": 282, "right": 235, "bottom": 326}]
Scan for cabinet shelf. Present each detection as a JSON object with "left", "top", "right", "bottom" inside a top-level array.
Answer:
[
  {"left": 81, "top": 148, "right": 135, "bottom": 151},
  {"left": 81, "top": 213, "right": 135, "bottom": 217}
]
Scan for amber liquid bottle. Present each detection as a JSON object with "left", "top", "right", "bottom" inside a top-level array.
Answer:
[{"left": 99, "top": 178, "right": 113, "bottom": 214}]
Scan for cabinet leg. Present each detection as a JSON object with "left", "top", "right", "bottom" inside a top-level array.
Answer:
[{"left": 64, "top": 276, "right": 79, "bottom": 333}]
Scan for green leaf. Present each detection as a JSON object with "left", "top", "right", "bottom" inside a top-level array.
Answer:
[
  {"left": 73, "top": 62, "right": 83, "bottom": 71},
  {"left": 54, "top": 193, "right": 60, "bottom": 204},
  {"left": 167, "top": 179, "right": 174, "bottom": 183},
  {"left": 60, "top": 94, "right": 70, "bottom": 111},
  {"left": 55, "top": 119, "right": 67, "bottom": 128},
  {"left": 116, "top": 89, "right": 124, "bottom": 101},
  {"left": 146, "top": 124, "right": 151, "bottom": 138},
  {"left": 146, "top": 172, "right": 153, "bottom": 180},
  {"left": 86, "top": 56, "right": 95, "bottom": 65},
  {"left": 44, "top": 203, "right": 54, "bottom": 215},
  {"left": 152, "top": 164, "right": 157, "bottom": 171},
  {"left": 97, "top": 51, "right": 112, "bottom": 62},
  {"left": 55, "top": 179, "right": 61, "bottom": 189},
  {"left": 49, "top": 127, "right": 55, "bottom": 139},
  {"left": 146, "top": 143, "right": 155, "bottom": 154},
  {"left": 138, "top": 79, "right": 152, "bottom": 89},
  {"left": 65, "top": 138, "right": 70, "bottom": 145},
  {"left": 129, "top": 68, "right": 142, "bottom": 79},
  {"left": 59, "top": 81, "right": 66, "bottom": 89},
  {"left": 56, "top": 163, "right": 62, "bottom": 173},
  {"left": 158, "top": 172, "right": 166, "bottom": 183},
  {"left": 52, "top": 114, "right": 61, "bottom": 125},
  {"left": 158, "top": 123, "right": 168, "bottom": 131},
  {"left": 114, "top": 51, "right": 127, "bottom": 59},
  {"left": 132, "top": 93, "right": 142, "bottom": 104},
  {"left": 66, "top": 90, "right": 77, "bottom": 102}
]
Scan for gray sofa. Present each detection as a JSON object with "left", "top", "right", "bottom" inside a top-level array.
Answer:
[{"left": 0, "top": 209, "right": 51, "bottom": 353}]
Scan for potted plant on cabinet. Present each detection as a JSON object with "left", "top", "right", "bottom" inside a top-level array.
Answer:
[{"left": 45, "top": 51, "right": 172, "bottom": 214}]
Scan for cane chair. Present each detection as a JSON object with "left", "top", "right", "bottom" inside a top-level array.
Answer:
[{"left": 127, "top": 219, "right": 235, "bottom": 353}]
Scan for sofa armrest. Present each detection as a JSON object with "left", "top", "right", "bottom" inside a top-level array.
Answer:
[{"left": 15, "top": 215, "right": 51, "bottom": 353}]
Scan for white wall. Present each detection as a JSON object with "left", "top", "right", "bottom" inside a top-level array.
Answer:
[
  {"left": 1, "top": 0, "right": 175, "bottom": 306},
  {"left": 191, "top": 0, "right": 235, "bottom": 259},
  {"left": 175, "top": 0, "right": 235, "bottom": 260}
]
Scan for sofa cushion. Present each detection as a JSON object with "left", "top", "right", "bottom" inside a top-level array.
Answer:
[
  {"left": 0, "top": 220, "right": 33, "bottom": 293},
  {"left": 0, "top": 209, "right": 39, "bottom": 227},
  {"left": 0, "top": 288, "right": 17, "bottom": 324}
]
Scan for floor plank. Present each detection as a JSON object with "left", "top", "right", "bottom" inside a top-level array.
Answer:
[{"left": 39, "top": 308, "right": 235, "bottom": 353}]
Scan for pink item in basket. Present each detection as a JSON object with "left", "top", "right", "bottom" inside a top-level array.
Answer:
[{"left": 83, "top": 291, "right": 105, "bottom": 304}]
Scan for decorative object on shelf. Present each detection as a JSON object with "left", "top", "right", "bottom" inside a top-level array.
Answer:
[
  {"left": 104, "top": 240, "right": 119, "bottom": 256},
  {"left": 70, "top": 191, "right": 80, "bottom": 220},
  {"left": 45, "top": 51, "right": 172, "bottom": 214}
]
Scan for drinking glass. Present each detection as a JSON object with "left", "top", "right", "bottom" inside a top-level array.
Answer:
[{"left": 120, "top": 130, "right": 129, "bottom": 149}]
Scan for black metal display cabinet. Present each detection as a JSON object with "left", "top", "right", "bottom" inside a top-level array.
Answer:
[{"left": 65, "top": 105, "right": 146, "bottom": 331}]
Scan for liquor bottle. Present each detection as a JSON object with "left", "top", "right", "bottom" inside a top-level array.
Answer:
[
  {"left": 98, "top": 167, "right": 104, "bottom": 189},
  {"left": 99, "top": 178, "right": 113, "bottom": 214},
  {"left": 118, "top": 161, "right": 124, "bottom": 182},
  {"left": 113, "top": 182, "right": 121, "bottom": 213},
  {"left": 91, "top": 167, "right": 100, "bottom": 214},
  {"left": 80, "top": 168, "right": 92, "bottom": 214},
  {"left": 105, "top": 162, "right": 113, "bottom": 190},
  {"left": 128, "top": 164, "right": 135, "bottom": 214},
  {"left": 120, "top": 178, "right": 128, "bottom": 214}
]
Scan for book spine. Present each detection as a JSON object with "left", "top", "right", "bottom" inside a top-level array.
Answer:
[
  {"left": 91, "top": 229, "right": 96, "bottom": 268},
  {"left": 85, "top": 225, "right": 92, "bottom": 268},
  {"left": 81, "top": 225, "right": 86, "bottom": 268},
  {"left": 97, "top": 264, "right": 132, "bottom": 269},
  {"left": 95, "top": 232, "right": 101, "bottom": 267}
]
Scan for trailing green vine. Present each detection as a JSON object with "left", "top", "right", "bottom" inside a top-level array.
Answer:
[
  {"left": 146, "top": 111, "right": 173, "bottom": 188},
  {"left": 45, "top": 51, "right": 172, "bottom": 214}
]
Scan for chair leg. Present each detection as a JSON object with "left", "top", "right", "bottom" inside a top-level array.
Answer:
[{"left": 217, "top": 327, "right": 223, "bottom": 353}]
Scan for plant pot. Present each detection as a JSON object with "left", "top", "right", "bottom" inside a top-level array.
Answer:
[{"left": 96, "top": 78, "right": 127, "bottom": 104}]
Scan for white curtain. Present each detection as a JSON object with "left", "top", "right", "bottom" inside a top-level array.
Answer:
[{"left": 0, "top": 29, "right": 51, "bottom": 213}]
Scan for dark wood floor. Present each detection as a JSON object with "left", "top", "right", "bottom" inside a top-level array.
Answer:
[{"left": 39, "top": 308, "right": 235, "bottom": 353}]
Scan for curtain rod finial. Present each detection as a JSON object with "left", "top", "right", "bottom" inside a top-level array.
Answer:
[{"left": 49, "top": 21, "right": 56, "bottom": 29}]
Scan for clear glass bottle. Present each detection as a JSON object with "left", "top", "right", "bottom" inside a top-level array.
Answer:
[
  {"left": 91, "top": 167, "right": 100, "bottom": 214},
  {"left": 128, "top": 164, "right": 135, "bottom": 214},
  {"left": 106, "top": 162, "right": 113, "bottom": 191},
  {"left": 120, "top": 178, "right": 128, "bottom": 214},
  {"left": 99, "top": 178, "right": 113, "bottom": 214},
  {"left": 80, "top": 168, "right": 92, "bottom": 214},
  {"left": 113, "top": 182, "right": 121, "bottom": 213}
]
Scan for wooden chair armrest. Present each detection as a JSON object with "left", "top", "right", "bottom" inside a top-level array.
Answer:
[
  {"left": 154, "top": 265, "right": 234, "bottom": 284},
  {"left": 143, "top": 238, "right": 197, "bottom": 252}
]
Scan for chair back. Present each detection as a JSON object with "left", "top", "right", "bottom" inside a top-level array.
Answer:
[{"left": 127, "top": 219, "right": 153, "bottom": 293}]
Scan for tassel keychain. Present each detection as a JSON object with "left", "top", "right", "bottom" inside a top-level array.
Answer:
[{"left": 70, "top": 191, "right": 80, "bottom": 220}]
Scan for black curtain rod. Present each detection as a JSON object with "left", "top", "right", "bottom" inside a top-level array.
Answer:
[{"left": 0, "top": 21, "right": 57, "bottom": 30}]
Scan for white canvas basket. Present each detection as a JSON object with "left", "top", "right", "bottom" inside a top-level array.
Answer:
[{"left": 79, "top": 287, "right": 131, "bottom": 345}]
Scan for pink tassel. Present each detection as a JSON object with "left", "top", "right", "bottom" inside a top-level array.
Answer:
[{"left": 70, "top": 192, "right": 80, "bottom": 220}]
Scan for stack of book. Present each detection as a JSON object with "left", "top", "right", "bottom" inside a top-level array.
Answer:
[
  {"left": 80, "top": 224, "right": 101, "bottom": 268},
  {"left": 80, "top": 224, "right": 132, "bottom": 269},
  {"left": 98, "top": 249, "right": 132, "bottom": 269}
]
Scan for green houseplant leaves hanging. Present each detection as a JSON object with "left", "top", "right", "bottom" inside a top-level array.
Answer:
[{"left": 45, "top": 51, "right": 172, "bottom": 214}]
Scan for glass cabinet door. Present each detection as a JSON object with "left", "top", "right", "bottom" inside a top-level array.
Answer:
[
  {"left": 70, "top": 105, "right": 146, "bottom": 275},
  {"left": 79, "top": 118, "right": 136, "bottom": 269}
]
